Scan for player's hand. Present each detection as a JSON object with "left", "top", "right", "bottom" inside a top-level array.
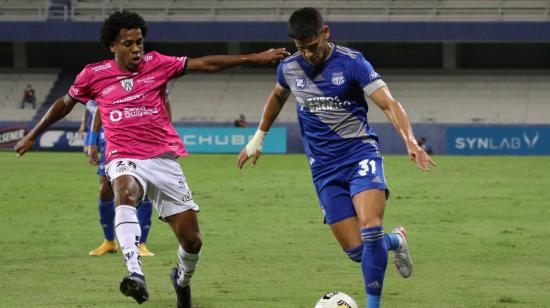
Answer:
[
  {"left": 88, "top": 145, "right": 99, "bottom": 166},
  {"left": 251, "top": 48, "right": 290, "bottom": 64},
  {"left": 237, "top": 130, "right": 266, "bottom": 169},
  {"left": 14, "top": 133, "right": 35, "bottom": 157},
  {"left": 407, "top": 143, "right": 436, "bottom": 171}
]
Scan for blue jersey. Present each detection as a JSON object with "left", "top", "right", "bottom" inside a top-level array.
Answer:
[
  {"left": 85, "top": 100, "right": 106, "bottom": 148},
  {"left": 85, "top": 100, "right": 98, "bottom": 131},
  {"left": 277, "top": 44, "right": 386, "bottom": 173}
]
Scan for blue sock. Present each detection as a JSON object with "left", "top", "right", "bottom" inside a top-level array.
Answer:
[
  {"left": 367, "top": 295, "right": 381, "bottom": 308},
  {"left": 361, "top": 226, "right": 388, "bottom": 308},
  {"left": 137, "top": 198, "right": 153, "bottom": 243},
  {"left": 384, "top": 233, "right": 401, "bottom": 251},
  {"left": 98, "top": 199, "right": 115, "bottom": 241},
  {"left": 344, "top": 245, "right": 363, "bottom": 263}
]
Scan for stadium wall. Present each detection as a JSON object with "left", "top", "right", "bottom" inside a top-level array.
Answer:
[
  {"left": 2, "top": 122, "right": 549, "bottom": 156},
  {"left": 3, "top": 22, "right": 550, "bottom": 42}
]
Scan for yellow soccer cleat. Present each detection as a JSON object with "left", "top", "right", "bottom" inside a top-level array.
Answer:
[
  {"left": 139, "top": 243, "right": 155, "bottom": 257},
  {"left": 89, "top": 240, "right": 118, "bottom": 256}
]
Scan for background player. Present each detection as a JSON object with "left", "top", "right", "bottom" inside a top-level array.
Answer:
[
  {"left": 237, "top": 7, "right": 435, "bottom": 308},
  {"left": 86, "top": 104, "right": 155, "bottom": 257},
  {"left": 15, "top": 10, "right": 289, "bottom": 307}
]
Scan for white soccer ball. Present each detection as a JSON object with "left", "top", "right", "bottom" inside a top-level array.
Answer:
[{"left": 314, "top": 291, "right": 358, "bottom": 308}]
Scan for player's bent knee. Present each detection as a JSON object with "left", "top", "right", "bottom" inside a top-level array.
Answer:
[{"left": 181, "top": 236, "right": 202, "bottom": 254}]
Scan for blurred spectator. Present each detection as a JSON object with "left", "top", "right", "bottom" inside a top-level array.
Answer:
[
  {"left": 234, "top": 114, "right": 248, "bottom": 127},
  {"left": 21, "top": 84, "right": 36, "bottom": 109},
  {"left": 417, "top": 137, "right": 433, "bottom": 155}
]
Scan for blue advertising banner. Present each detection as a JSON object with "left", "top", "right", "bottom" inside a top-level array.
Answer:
[
  {"left": 176, "top": 127, "right": 287, "bottom": 153},
  {"left": 447, "top": 126, "right": 550, "bottom": 155},
  {"left": 35, "top": 128, "right": 86, "bottom": 151}
]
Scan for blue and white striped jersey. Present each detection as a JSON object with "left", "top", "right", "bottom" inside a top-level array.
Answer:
[{"left": 277, "top": 44, "right": 386, "bottom": 170}]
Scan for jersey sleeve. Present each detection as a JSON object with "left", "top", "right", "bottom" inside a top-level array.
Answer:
[
  {"left": 154, "top": 52, "right": 188, "bottom": 80},
  {"left": 68, "top": 68, "right": 93, "bottom": 104},
  {"left": 276, "top": 62, "right": 290, "bottom": 89},
  {"left": 352, "top": 54, "right": 386, "bottom": 96}
]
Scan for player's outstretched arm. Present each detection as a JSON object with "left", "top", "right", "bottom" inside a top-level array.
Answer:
[
  {"left": 15, "top": 95, "right": 78, "bottom": 157},
  {"left": 237, "top": 84, "right": 291, "bottom": 169},
  {"left": 186, "top": 48, "right": 290, "bottom": 73},
  {"left": 369, "top": 86, "right": 436, "bottom": 171}
]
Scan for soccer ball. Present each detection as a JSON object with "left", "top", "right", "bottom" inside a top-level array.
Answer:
[{"left": 314, "top": 291, "right": 358, "bottom": 308}]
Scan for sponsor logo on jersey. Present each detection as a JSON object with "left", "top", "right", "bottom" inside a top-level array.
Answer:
[
  {"left": 143, "top": 54, "right": 153, "bottom": 62},
  {"left": 298, "top": 96, "right": 353, "bottom": 112},
  {"left": 331, "top": 72, "right": 345, "bottom": 86},
  {"left": 137, "top": 76, "right": 155, "bottom": 84},
  {"left": 91, "top": 63, "right": 112, "bottom": 72},
  {"left": 120, "top": 78, "right": 134, "bottom": 91},
  {"left": 109, "top": 106, "right": 159, "bottom": 122},
  {"left": 112, "top": 93, "right": 144, "bottom": 104},
  {"left": 110, "top": 109, "right": 123, "bottom": 122},
  {"left": 369, "top": 71, "right": 381, "bottom": 81},
  {"left": 101, "top": 85, "right": 117, "bottom": 96},
  {"left": 295, "top": 76, "right": 306, "bottom": 89}
]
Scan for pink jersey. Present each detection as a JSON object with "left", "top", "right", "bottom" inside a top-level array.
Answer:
[{"left": 69, "top": 51, "right": 187, "bottom": 162}]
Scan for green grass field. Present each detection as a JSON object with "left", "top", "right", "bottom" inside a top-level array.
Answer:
[{"left": 1, "top": 152, "right": 549, "bottom": 307}]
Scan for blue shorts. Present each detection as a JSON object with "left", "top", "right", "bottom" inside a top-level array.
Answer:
[{"left": 313, "top": 156, "right": 389, "bottom": 225}]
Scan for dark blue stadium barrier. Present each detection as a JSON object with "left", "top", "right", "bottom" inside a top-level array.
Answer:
[
  {"left": 1, "top": 122, "right": 549, "bottom": 155},
  {"left": 2, "top": 21, "right": 550, "bottom": 42}
]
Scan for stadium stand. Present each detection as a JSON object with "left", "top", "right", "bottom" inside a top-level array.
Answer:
[
  {"left": 3, "top": 0, "right": 550, "bottom": 22},
  {"left": 171, "top": 73, "right": 550, "bottom": 124},
  {"left": 0, "top": 71, "right": 58, "bottom": 121},
  {"left": 168, "top": 71, "right": 550, "bottom": 124},
  {"left": 4, "top": 70, "right": 546, "bottom": 125}
]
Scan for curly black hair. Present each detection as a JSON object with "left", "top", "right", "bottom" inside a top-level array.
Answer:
[
  {"left": 288, "top": 7, "right": 324, "bottom": 40},
  {"left": 100, "top": 10, "right": 147, "bottom": 49}
]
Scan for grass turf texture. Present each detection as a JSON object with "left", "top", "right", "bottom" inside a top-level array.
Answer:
[{"left": 0, "top": 152, "right": 549, "bottom": 307}]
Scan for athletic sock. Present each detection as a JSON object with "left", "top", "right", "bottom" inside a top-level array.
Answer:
[
  {"left": 384, "top": 233, "right": 401, "bottom": 251},
  {"left": 137, "top": 198, "right": 153, "bottom": 243},
  {"left": 98, "top": 199, "right": 115, "bottom": 241},
  {"left": 177, "top": 245, "right": 200, "bottom": 287},
  {"left": 361, "top": 226, "right": 388, "bottom": 308},
  {"left": 115, "top": 205, "right": 143, "bottom": 276},
  {"left": 344, "top": 245, "right": 363, "bottom": 263}
]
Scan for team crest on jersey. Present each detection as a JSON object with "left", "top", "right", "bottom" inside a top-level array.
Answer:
[
  {"left": 332, "top": 72, "right": 345, "bottom": 86},
  {"left": 295, "top": 76, "right": 306, "bottom": 89},
  {"left": 120, "top": 78, "right": 134, "bottom": 92}
]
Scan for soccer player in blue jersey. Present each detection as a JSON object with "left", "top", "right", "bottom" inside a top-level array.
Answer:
[
  {"left": 86, "top": 101, "right": 155, "bottom": 257},
  {"left": 237, "top": 7, "right": 435, "bottom": 308}
]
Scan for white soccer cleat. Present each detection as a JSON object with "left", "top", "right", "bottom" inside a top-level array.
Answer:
[{"left": 392, "top": 226, "right": 413, "bottom": 278}]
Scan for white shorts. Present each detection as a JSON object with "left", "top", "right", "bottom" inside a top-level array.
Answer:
[{"left": 105, "top": 157, "right": 199, "bottom": 220}]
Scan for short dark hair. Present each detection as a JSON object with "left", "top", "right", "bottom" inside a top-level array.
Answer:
[
  {"left": 100, "top": 10, "right": 147, "bottom": 49},
  {"left": 288, "top": 7, "right": 324, "bottom": 40}
]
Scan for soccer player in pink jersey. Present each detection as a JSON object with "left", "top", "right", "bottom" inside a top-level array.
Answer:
[{"left": 15, "top": 10, "right": 289, "bottom": 307}]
